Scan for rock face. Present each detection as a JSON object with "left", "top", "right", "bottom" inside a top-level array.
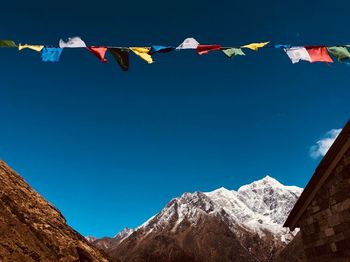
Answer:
[
  {"left": 274, "top": 232, "right": 306, "bottom": 261},
  {"left": 90, "top": 228, "right": 135, "bottom": 252},
  {"left": 91, "top": 176, "right": 303, "bottom": 262},
  {"left": 0, "top": 160, "right": 111, "bottom": 262}
]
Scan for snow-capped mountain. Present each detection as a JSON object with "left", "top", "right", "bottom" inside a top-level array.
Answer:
[
  {"left": 85, "top": 236, "right": 97, "bottom": 242},
  {"left": 90, "top": 176, "right": 302, "bottom": 262},
  {"left": 206, "top": 175, "right": 302, "bottom": 243},
  {"left": 87, "top": 227, "right": 135, "bottom": 251},
  {"left": 114, "top": 227, "right": 135, "bottom": 240}
]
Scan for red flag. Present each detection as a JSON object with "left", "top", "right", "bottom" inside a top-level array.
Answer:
[
  {"left": 197, "top": 45, "right": 221, "bottom": 55},
  {"left": 306, "top": 47, "right": 333, "bottom": 63},
  {"left": 87, "top": 46, "right": 108, "bottom": 63}
]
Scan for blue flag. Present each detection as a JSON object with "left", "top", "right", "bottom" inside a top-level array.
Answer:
[
  {"left": 274, "top": 44, "right": 291, "bottom": 49},
  {"left": 149, "top": 46, "right": 174, "bottom": 55},
  {"left": 41, "top": 48, "right": 63, "bottom": 62}
]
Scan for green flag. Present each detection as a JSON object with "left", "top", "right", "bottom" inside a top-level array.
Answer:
[
  {"left": 109, "top": 48, "right": 129, "bottom": 71},
  {"left": 0, "top": 40, "right": 17, "bottom": 47},
  {"left": 327, "top": 46, "right": 350, "bottom": 62},
  {"left": 222, "top": 48, "right": 245, "bottom": 58}
]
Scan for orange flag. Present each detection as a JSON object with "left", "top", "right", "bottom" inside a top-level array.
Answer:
[
  {"left": 305, "top": 46, "right": 333, "bottom": 63},
  {"left": 87, "top": 46, "right": 108, "bottom": 63},
  {"left": 196, "top": 45, "right": 221, "bottom": 55}
]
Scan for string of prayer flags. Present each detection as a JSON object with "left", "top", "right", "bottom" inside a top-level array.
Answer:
[
  {"left": 222, "top": 48, "right": 245, "bottom": 58},
  {"left": 241, "top": 41, "right": 269, "bottom": 51},
  {"left": 305, "top": 47, "right": 333, "bottom": 63},
  {"left": 87, "top": 46, "right": 108, "bottom": 63},
  {"left": 327, "top": 46, "right": 350, "bottom": 62},
  {"left": 0, "top": 40, "right": 17, "bottom": 47},
  {"left": 3, "top": 37, "right": 350, "bottom": 70},
  {"left": 109, "top": 48, "right": 129, "bottom": 71},
  {"left": 130, "top": 47, "right": 153, "bottom": 64},
  {"left": 41, "top": 48, "right": 63, "bottom": 62},
  {"left": 176, "top": 38, "right": 199, "bottom": 50},
  {"left": 197, "top": 45, "right": 221, "bottom": 55},
  {"left": 149, "top": 46, "right": 174, "bottom": 55},
  {"left": 59, "top": 37, "right": 87, "bottom": 48},
  {"left": 18, "top": 44, "right": 44, "bottom": 52}
]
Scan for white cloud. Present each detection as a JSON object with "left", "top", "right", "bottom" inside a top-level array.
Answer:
[{"left": 309, "top": 129, "right": 342, "bottom": 159}]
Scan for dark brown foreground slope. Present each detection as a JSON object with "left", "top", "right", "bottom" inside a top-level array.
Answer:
[{"left": 0, "top": 160, "right": 111, "bottom": 262}]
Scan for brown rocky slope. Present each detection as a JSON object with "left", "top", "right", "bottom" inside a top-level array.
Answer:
[
  {"left": 274, "top": 232, "right": 306, "bottom": 261},
  {"left": 105, "top": 211, "right": 282, "bottom": 262},
  {"left": 0, "top": 160, "right": 113, "bottom": 262},
  {"left": 91, "top": 178, "right": 302, "bottom": 262}
]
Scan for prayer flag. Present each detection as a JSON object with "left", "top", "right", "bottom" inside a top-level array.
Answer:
[
  {"left": 305, "top": 46, "right": 333, "bottom": 63},
  {"left": 18, "top": 44, "right": 44, "bottom": 52},
  {"left": 59, "top": 37, "right": 86, "bottom": 48},
  {"left": 327, "top": 46, "right": 350, "bottom": 62},
  {"left": 241, "top": 41, "right": 269, "bottom": 51},
  {"left": 41, "top": 48, "right": 63, "bottom": 62},
  {"left": 284, "top": 47, "right": 311, "bottom": 64},
  {"left": 109, "top": 48, "right": 129, "bottom": 71},
  {"left": 0, "top": 40, "right": 16, "bottom": 47},
  {"left": 197, "top": 45, "right": 221, "bottom": 55},
  {"left": 149, "top": 46, "right": 174, "bottom": 54},
  {"left": 87, "top": 46, "right": 108, "bottom": 63},
  {"left": 222, "top": 48, "right": 245, "bottom": 58},
  {"left": 176, "top": 38, "right": 199, "bottom": 50},
  {"left": 130, "top": 47, "right": 153, "bottom": 64},
  {"left": 274, "top": 44, "right": 291, "bottom": 49}
]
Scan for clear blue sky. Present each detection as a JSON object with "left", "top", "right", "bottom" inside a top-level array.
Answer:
[{"left": 0, "top": 0, "right": 349, "bottom": 237}]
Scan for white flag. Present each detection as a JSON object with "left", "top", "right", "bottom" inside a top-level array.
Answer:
[
  {"left": 284, "top": 47, "right": 311, "bottom": 64},
  {"left": 176, "top": 37, "right": 199, "bottom": 50},
  {"left": 59, "top": 37, "right": 87, "bottom": 48}
]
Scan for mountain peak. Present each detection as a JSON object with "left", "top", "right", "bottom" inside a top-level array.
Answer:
[
  {"left": 85, "top": 236, "right": 97, "bottom": 242},
  {"left": 91, "top": 175, "right": 303, "bottom": 261},
  {"left": 114, "top": 227, "right": 134, "bottom": 238},
  {"left": 144, "top": 176, "right": 301, "bottom": 239},
  {"left": 237, "top": 175, "right": 299, "bottom": 193},
  {"left": 260, "top": 175, "right": 283, "bottom": 186},
  {"left": 263, "top": 174, "right": 276, "bottom": 181},
  {"left": 209, "top": 186, "right": 231, "bottom": 194}
]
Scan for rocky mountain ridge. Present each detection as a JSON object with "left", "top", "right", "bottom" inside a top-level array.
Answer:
[
  {"left": 0, "top": 160, "right": 111, "bottom": 262},
  {"left": 90, "top": 176, "right": 303, "bottom": 261}
]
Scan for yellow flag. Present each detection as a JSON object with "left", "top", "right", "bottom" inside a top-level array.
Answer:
[
  {"left": 241, "top": 42, "right": 269, "bottom": 51},
  {"left": 130, "top": 47, "right": 153, "bottom": 64},
  {"left": 18, "top": 44, "right": 44, "bottom": 52}
]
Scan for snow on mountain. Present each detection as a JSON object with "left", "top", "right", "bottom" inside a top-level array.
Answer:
[
  {"left": 206, "top": 176, "right": 302, "bottom": 242},
  {"left": 236, "top": 176, "right": 302, "bottom": 226},
  {"left": 131, "top": 175, "right": 302, "bottom": 244},
  {"left": 90, "top": 176, "right": 303, "bottom": 261},
  {"left": 133, "top": 192, "right": 211, "bottom": 238},
  {"left": 114, "top": 227, "right": 135, "bottom": 242},
  {"left": 86, "top": 228, "right": 136, "bottom": 252},
  {"left": 92, "top": 175, "right": 302, "bottom": 250},
  {"left": 85, "top": 236, "right": 97, "bottom": 242}
]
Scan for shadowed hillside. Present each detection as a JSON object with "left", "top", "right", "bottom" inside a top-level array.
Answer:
[{"left": 0, "top": 160, "right": 114, "bottom": 262}]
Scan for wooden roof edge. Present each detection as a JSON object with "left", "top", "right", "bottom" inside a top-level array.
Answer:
[{"left": 284, "top": 119, "right": 350, "bottom": 230}]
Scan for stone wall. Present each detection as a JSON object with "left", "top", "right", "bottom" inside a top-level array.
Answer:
[{"left": 297, "top": 149, "right": 350, "bottom": 261}]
